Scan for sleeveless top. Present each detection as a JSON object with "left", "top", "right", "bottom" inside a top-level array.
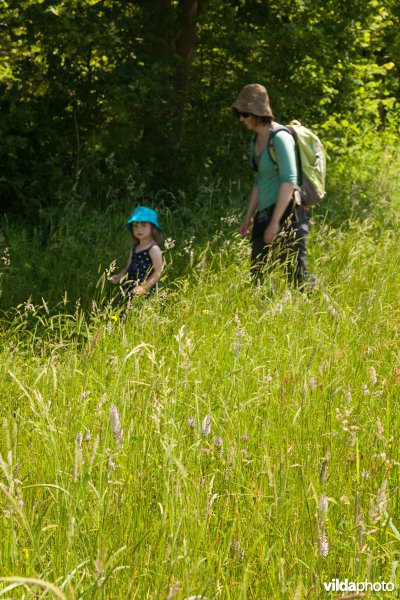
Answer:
[{"left": 126, "top": 244, "right": 158, "bottom": 291}]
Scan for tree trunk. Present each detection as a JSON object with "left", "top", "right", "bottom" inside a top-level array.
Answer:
[
  {"left": 174, "top": 0, "right": 199, "bottom": 118},
  {"left": 135, "top": 0, "right": 200, "bottom": 188}
]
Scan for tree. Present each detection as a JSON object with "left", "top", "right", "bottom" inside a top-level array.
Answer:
[{"left": 0, "top": 0, "right": 399, "bottom": 215}]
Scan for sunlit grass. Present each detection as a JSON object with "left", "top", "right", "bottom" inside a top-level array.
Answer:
[
  {"left": 1, "top": 209, "right": 399, "bottom": 598},
  {"left": 1, "top": 136, "right": 400, "bottom": 597}
]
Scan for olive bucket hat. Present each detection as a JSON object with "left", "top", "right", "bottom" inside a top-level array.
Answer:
[
  {"left": 232, "top": 83, "right": 274, "bottom": 118},
  {"left": 126, "top": 206, "right": 162, "bottom": 232}
]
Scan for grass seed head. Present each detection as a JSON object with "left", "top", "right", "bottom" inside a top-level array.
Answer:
[
  {"left": 109, "top": 405, "right": 123, "bottom": 445},
  {"left": 370, "top": 366, "right": 378, "bottom": 386},
  {"left": 369, "top": 479, "right": 388, "bottom": 524},
  {"left": 166, "top": 581, "right": 181, "bottom": 600},
  {"left": 319, "top": 493, "right": 328, "bottom": 517},
  {"left": 201, "top": 414, "right": 211, "bottom": 436},
  {"left": 318, "top": 531, "right": 329, "bottom": 557}
]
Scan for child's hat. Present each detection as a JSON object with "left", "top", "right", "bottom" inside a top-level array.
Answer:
[{"left": 126, "top": 206, "right": 162, "bottom": 232}]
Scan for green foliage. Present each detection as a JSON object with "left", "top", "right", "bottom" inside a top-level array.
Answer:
[{"left": 1, "top": 0, "right": 400, "bottom": 215}]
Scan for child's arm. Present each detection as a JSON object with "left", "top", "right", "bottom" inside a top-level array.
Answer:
[
  {"left": 109, "top": 249, "right": 133, "bottom": 285},
  {"left": 134, "top": 245, "right": 163, "bottom": 294}
]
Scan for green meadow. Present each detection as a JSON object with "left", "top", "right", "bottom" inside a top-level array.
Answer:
[{"left": 1, "top": 138, "right": 400, "bottom": 599}]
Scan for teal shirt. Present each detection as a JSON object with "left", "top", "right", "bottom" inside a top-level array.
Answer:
[{"left": 250, "top": 129, "right": 299, "bottom": 210}]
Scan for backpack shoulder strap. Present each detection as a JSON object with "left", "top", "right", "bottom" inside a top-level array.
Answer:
[
  {"left": 250, "top": 132, "right": 258, "bottom": 171},
  {"left": 267, "top": 125, "right": 293, "bottom": 166}
]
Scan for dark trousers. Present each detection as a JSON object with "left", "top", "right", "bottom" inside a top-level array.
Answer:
[{"left": 251, "top": 201, "right": 309, "bottom": 286}]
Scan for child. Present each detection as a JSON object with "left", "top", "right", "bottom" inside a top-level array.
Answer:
[{"left": 110, "top": 206, "right": 163, "bottom": 301}]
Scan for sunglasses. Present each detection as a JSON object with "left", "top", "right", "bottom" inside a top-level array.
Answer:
[{"left": 236, "top": 111, "right": 251, "bottom": 119}]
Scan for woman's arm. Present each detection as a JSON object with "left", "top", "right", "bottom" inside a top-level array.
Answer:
[
  {"left": 240, "top": 185, "right": 259, "bottom": 236},
  {"left": 134, "top": 245, "right": 163, "bottom": 294},
  {"left": 263, "top": 182, "right": 295, "bottom": 244},
  {"left": 263, "top": 131, "right": 298, "bottom": 245}
]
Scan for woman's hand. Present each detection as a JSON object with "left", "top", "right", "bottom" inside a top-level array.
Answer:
[
  {"left": 239, "top": 217, "right": 252, "bottom": 237},
  {"left": 263, "top": 220, "right": 280, "bottom": 245}
]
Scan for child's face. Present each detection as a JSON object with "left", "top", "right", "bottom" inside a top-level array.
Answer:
[{"left": 132, "top": 221, "right": 152, "bottom": 240}]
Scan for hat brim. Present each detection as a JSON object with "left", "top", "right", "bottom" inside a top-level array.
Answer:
[{"left": 126, "top": 218, "right": 162, "bottom": 233}]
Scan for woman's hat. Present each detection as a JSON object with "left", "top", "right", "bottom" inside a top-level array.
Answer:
[
  {"left": 126, "top": 206, "right": 162, "bottom": 231},
  {"left": 232, "top": 83, "right": 274, "bottom": 118}
]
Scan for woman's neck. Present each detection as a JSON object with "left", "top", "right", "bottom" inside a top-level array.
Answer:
[{"left": 254, "top": 122, "right": 273, "bottom": 137}]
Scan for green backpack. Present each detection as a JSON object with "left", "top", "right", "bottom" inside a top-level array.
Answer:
[{"left": 268, "top": 120, "right": 326, "bottom": 206}]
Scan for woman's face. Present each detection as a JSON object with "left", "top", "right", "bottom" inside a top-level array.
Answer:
[{"left": 239, "top": 113, "right": 256, "bottom": 130}]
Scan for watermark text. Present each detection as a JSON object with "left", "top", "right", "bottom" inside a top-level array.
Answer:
[{"left": 323, "top": 579, "right": 395, "bottom": 593}]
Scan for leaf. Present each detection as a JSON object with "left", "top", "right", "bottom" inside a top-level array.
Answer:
[{"left": 47, "top": 6, "right": 60, "bottom": 16}]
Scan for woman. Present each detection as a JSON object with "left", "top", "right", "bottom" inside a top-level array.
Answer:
[{"left": 233, "top": 83, "right": 310, "bottom": 287}]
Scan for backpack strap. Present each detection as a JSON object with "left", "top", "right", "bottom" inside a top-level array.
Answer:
[
  {"left": 250, "top": 133, "right": 258, "bottom": 171},
  {"left": 268, "top": 126, "right": 303, "bottom": 206},
  {"left": 267, "top": 125, "right": 293, "bottom": 168}
]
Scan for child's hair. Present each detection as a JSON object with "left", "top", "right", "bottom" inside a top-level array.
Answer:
[{"left": 131, "top": 223, "right": 163, "bottom": 246}]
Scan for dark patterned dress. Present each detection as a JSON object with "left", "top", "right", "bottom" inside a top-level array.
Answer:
[{"left": 120, "top": 244, "right": 159, "bottom": 302}]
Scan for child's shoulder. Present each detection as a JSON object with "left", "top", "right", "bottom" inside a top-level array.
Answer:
[
  {"left": 148, "top": 244, "right": 163, "bottom": 265},
  {"left": 148, "top": 243, "right": 162, "bottom": 254},
  {"left": 135, "top": 243, "right": 160, "bottom": 253}
]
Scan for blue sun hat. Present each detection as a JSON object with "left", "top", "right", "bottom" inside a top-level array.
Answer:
[{"left": 126, "top": 206, "right": 162, "bottom": 232}]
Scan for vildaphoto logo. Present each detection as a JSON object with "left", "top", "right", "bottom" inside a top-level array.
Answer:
[{"left": 323, "top": 579, "right": 395, "bottom": 593}]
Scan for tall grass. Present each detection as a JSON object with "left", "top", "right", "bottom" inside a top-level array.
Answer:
[{"left": 0, "top": 134, "right": 399, "bottom": 598}]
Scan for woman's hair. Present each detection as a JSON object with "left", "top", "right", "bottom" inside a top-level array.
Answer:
[
  {"left": 131, "top": 224, "right": 163, "bottom": 246},
  {"left": 252, "top": 115, "right": 274, "bottom": 126},
  {"left": 232, "top": 109, "right": 274, "bottom": 126}
]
